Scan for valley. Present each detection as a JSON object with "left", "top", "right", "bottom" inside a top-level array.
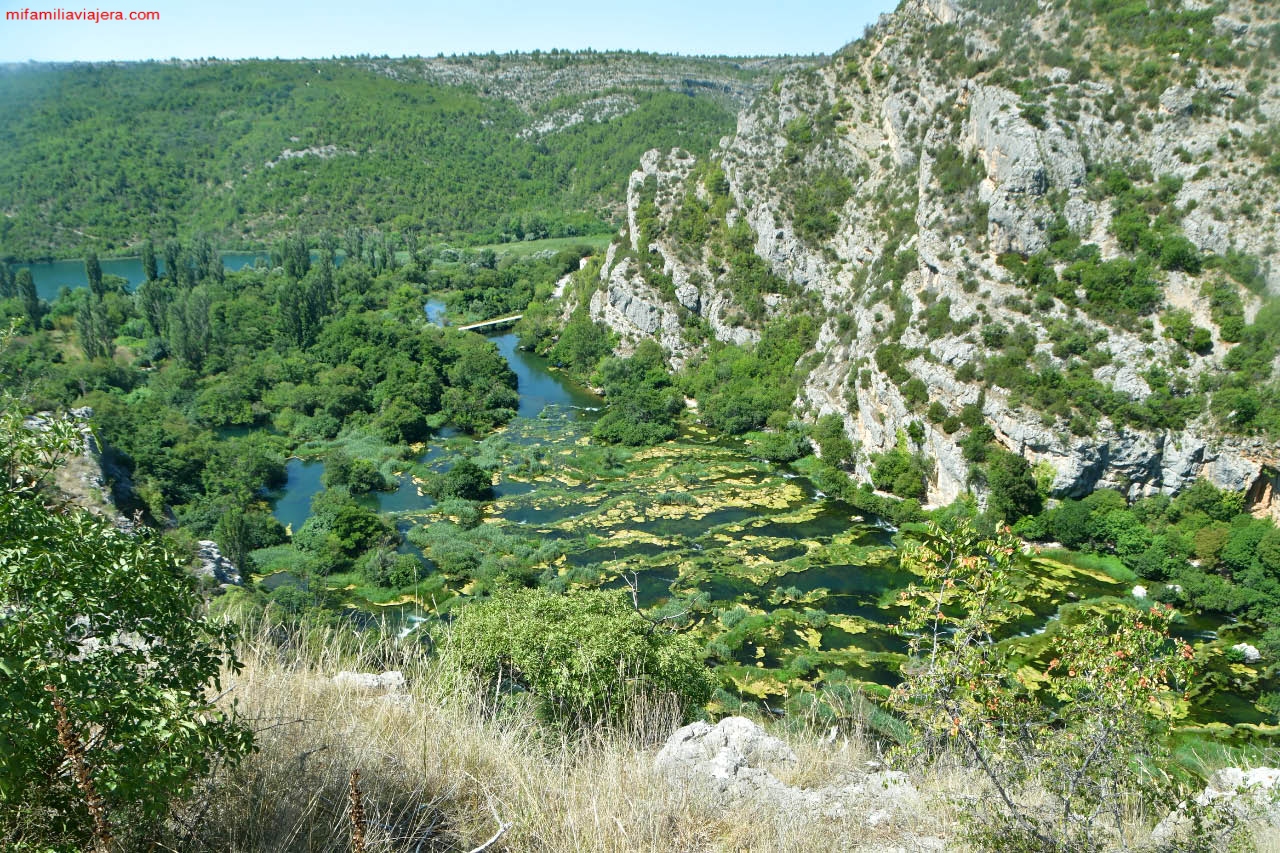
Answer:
[{"left": 5, "top": 1, "right": 1280, "bottom": 849}]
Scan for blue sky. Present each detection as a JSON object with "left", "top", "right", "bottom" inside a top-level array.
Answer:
[{"left": 0, "top": 0, "right": 898, "bottom": 62}]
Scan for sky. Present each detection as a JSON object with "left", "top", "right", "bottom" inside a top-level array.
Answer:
[{"left": 0, "top": 0, "right": 899, "bottom": 62}]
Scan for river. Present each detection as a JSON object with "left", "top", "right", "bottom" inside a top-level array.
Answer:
[
  {"left": 11, "top": 255, "right": 1259, "bottom": 723},
  {"left": 258, "top": 298, "right": 1266, "bottom": 719}
]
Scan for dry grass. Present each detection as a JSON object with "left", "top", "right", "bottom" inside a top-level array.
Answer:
[
  {"left": 164, "top": 625, "right": 970, "bottom": 852},
  {"left": 161, "top": 624, "right": 1280, "bottom": 852}
]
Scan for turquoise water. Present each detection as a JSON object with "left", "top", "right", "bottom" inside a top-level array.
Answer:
[
  {"left": 270, "top": 458, "right": 325, "bottom": 535},
  {"left": 268, "top": 296, "right": 602, "bottom": 530},
  {"left": 19, "top": 252, "right": 271, "bottom": 301}
]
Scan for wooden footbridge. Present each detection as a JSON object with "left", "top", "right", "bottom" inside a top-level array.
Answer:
[{"left": 457, "top": 314, "right": 523, "bottom": 332}]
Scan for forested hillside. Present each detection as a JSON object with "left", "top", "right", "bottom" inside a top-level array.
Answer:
[{"left": 0, "top": 53, "right": 799, "bottom": 258}]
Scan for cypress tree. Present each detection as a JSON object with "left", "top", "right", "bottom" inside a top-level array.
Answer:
[
  {"left": 16, "top": 268, "right": 39, "bottom": 329},
  {"left": 85, "top": 250, "right": 104, "bottom": 298},
  {"left": 141, "top": 240, "right": 157, "bottom": 282},
  {"left": 163, "top": 239, "right": 181, "bottom": 285}
]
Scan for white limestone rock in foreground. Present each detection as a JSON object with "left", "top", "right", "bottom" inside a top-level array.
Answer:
[
  {"left": 656, "top": 716, "right": 919, "bottom": 826},
  {"left": 332, "top": 671, "right": 407, "bottom": 693},
  {"left": 1151, "top": 766, "right": 1280, "bottom": 846}
]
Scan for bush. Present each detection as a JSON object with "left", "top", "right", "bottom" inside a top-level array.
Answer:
[
  {"left": 984, "top": 450, "right": 1042, "bottom": 523},
  {"left": 749, "top": 427, "right": 811, "bottom": 463},
  {"left": 790, "top": 168, "right": 853, "bottom": 243},
  {"left": 321, "top": 449, "right": 390, "bottom": 494},
  {"left": 872, "top": 449, "right": 928, "bottom": 500},
  {"left": 811, "top": 414, "right": 855, "bottom": 468},
  {"left": 0, "top": 408, "right": 253, "bottom": 848},
  {"left": 891, "top": 522, "right": 1200, "bottom": 852},
  {"left": 294, "top": 489, "right": 393, "bottom": 573},
  {"left": 447, "top": 587, "right": 713, "bottom": 724},
  {"left": 592, "top": 341, "right": 681, "bottom": 446},
  {"left": 425, "top": 457, "right": 493, "bottom": 502}
]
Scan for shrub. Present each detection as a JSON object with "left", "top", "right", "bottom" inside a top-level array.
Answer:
[
  {"left": 447, "top": 587, "right": 713, "bottom": 725},
  {"left": 984, "top": 450, "right": 1042, "bottom": 522},
  {"left": 933, "top": 145, "right": 984, "bottom": 195},
  {"left": 426, "top": 457, "right": 494, "bottom": 502},
  {"left": 890, "top": 522, "right": 1200, "bottom": 852},
  {"left": 0, "top": 407, "right": 253, "bottom": 848},
  {"left": 322, "top": 449, "right": 390, "bottom": 494},
  {"left": 749, "top": 427, "right": 811, "bottom": 464},
  {"left": 872, "top": 449, "right": 928, "bottom": 500},
  {"left": 812, "top": 414, "right": 855, "bottom": 468},
  {"left": 593, "top": 341, "right": 681, "bottom": 446},
  {"left": 790, "top": 168, "right": 854, "bottom": 243}
]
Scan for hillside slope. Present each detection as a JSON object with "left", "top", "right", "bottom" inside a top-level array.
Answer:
[
  {"left": 582, "top": 0, "right": 1280, "bottom": 512},
  {"left": 0, "top": 53, "right": 804, "bottom": 258}
]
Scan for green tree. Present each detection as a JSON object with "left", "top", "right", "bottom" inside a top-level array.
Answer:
[
  {"left": 141, "top": 240, "right": 157, "bottom": 283},
  {"left": 160, "top": 239, "right": 179, "bottom": 285},
  {"left": 425, "top": 457, "right": 493, "bottom": 502},
  {"left": 812, "top": 413, "right": 855, "bottom": 468},
  {"left": 890, "top": 522, "right": 1199, "bottom": 852},
  {"left": 84, "top": 250, "right": 103, "bottom": 299},
  {"left": 548, "top": 313, "right": 612, "bottom": 377},
  {"left": 321, "top": 450, "right": 388, "bottom": 494},
  {"left": 293, "top": 489, "right": 391, "bottom": 574},
  {"left": 592, "top": 340, "right": 681, "bottom": 446},
  {"left": 985, "top": 450, "right": 1041, "bottom": 522},
  {"left": 75, "top": 295, "right": 115, "bottom": 361},
  {"left": 16, "top": 269, "right": 40, "bottom": 331},
  {"left": 214, "top": 506, "right": 254, "bottom": 573},
  {"left": 134, "top": 278, "right": 171, "bottom": 338},
  {"left": 0, "top": 403, "right": 253, "bottom": 849}
]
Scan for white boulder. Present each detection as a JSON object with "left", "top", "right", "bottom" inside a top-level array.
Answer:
[
  {"left": 1152, "top": 767, "right": 1280, "bottom": 846},
  {"left": 332, "top": 671, "right": 407, "bottom": 693},
  {"left": 1232, "top": 643, "right": 1262, "bottom": 664}
]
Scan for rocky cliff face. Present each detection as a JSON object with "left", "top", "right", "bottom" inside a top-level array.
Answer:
[{"left": 588, "top": 0, "right": 1280, "bottom": 511}]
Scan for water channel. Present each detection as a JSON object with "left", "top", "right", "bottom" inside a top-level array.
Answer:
[
  {"left": 27, "top": 259, "right": 1262, "bottom": 722},
  {"left": 261, "top": 301, "right": 1260, "bottom": 720}
]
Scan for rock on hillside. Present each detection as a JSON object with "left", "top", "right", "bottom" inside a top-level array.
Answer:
[
  {"left": 583, "top": 0, "right": 1280, "bottom": 511},
  {"left": 24, "top": 407, "right": 135, "bottom": 528},
  {"left": 656, "top": 715, "right": 938, "bottom": 839},
  {"left": 369, "top": 53, "right": 812, "bottom": 115}
]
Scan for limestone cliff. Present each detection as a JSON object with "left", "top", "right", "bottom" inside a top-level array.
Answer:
[{"left": 585, "top": 0, "right": 1280, "bottom": 512}]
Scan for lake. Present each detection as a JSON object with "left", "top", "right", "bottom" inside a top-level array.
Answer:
[{"left": 18, "top": 252, "right": 271, "bottom": 301}]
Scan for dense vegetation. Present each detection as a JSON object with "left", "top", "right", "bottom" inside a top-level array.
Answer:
[
  {"left": 5, "top": 3, "right": 1280, "bottom": 846},
  {"left": 0, "top": 390, "right": 252, "bottom": 851},
  {"left": 0, "top": 57, "right": 758, "bottom": 258},
  {"left": 0, "top": 235, "right": 533, "bottom": 588},
  {"left": 1015, "top": 481, "right": 1280, "bottom": 658},
  {"left": 448, "top": 587, "right": 714, "bottom": 724}
]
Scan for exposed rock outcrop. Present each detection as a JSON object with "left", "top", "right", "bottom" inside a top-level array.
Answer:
[
  {"left": 1151, "top": 767, "right": 1280, "bottom": 846},
  {"left": 332, "top": 671, "right": 408, "bottom": 693},
  {"left": 194, "top": 540, "right": 242, "bottom": 588},
  {"left": 656, "top": 716, "right": 923, "bottom": 827},
  {"left": 24, "top": 407, "right": 135, "bottom": 527},
  {"left": 584, "top": 0, "right": 1280, "bottom": 508}
]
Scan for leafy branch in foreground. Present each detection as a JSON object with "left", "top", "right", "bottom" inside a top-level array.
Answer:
[
  {"left": 0, "top": 398, "right": 254, "bottom": 851},
  {"left": 888, "top": 521, "right": 1234, "bottom": 852}
]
